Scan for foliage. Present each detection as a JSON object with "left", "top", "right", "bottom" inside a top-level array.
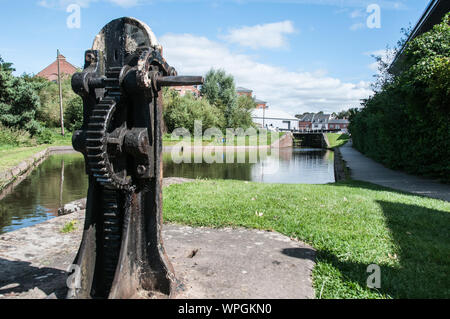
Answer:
[
  {"left": 34, "top": 75, "right": 78, "bottom": 128},
  {"left": 36, "top": 127, "right": 55, "bottom": 144},
  {"left": 163, "top": 70, "right": 257, "bottom": 134},
  {"left": 350, "top": 13, "right": 450, "bottom": 182},
  {"left": 0, "top": 124, "right": 36, "bottom": 147},
  {"left": 65, "top": 95, "right": 83, "bottom": 131},
  {"left": 233, "top": 95, "right": 256, "bottom": 129},
  {"left": 163, "top": 89, "right": 225, "bottom": 134},
  {"left": 0, "top": 55, "right": 15, "bottom": 73},
  {"left": 61, "top": 220, "right": 78, "bottom": 234},
  {"left": 0, "top": 68, "right": 42, "bottom": 135},
  {"left": 331, "top": 109, "right": 357, "bottom": 119},
  {"left": 200, "top": 69, "right": 238, "bottom": 128}
]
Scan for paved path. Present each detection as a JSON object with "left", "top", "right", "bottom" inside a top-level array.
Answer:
[
  {"left": 0, "top": 211, "right": 315, "bottom": 299},
  {"left": 340, "top": 141, "right": 450, "bottom": 202}
]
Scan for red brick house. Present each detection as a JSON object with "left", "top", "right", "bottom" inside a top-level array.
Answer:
[
  {"left": 172, "top": 85, "right": 201, "bottom": 97},
  {"left": 36, "top": 54, "right": 78, "bottom": 82},
  {"left": 236, "top": 87, "right": 253, "bottom": 97},
  {"left": 328, "top": 119, "right": 349, "bottom": 131},
  {"left": 298, "top": 113, "right": 314, "bottom": 130},
  {"left": 254, "top": 98, "right": 268, "bottom": 109},
  {"left": 236, "top": 86, "right": 268, "bottom": 109}
]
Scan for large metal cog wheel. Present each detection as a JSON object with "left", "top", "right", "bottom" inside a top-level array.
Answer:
[{"left": 86, "top": 96, "right": 132, "bottom": 191}]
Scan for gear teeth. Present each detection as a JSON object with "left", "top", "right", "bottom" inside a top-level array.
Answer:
[
  {"left": 101, "top": 189, "right": 123, "bottom": 292},
  {"left": 85, "top": 66, "right": 132, "bottom": 191}
]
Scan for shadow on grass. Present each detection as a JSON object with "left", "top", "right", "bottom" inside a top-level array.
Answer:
[
  {"left": 319, "top": 181, "right": 450, "bottom": 298},
  {"left": 337, "top": 134, "right": 349, "bottom": 141}
]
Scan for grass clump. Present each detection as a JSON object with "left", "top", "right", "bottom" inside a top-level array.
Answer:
[{"left": 61, "top": 220, "right": 77, "bottom": 234}]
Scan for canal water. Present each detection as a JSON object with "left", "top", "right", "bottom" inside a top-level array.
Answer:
[{"left": 0, "top": 148, "right": 334, "bottom": 234}]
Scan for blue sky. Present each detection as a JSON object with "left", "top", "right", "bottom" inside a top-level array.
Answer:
[{"left": 0, "top": 0, "right": 430, "bottom": 114}]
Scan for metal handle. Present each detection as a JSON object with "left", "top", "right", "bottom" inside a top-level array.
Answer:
[{"left": 157, "top": 76, "right": 204, "bottom": 87}]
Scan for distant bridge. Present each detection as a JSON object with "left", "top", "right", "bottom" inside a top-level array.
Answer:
[{"left": 292, "top": 132, "right": 329, "bottom": 149}]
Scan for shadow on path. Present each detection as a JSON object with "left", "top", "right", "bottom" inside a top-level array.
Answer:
[
  {"left": 0, "top": 258, "right": 68, "bottom": 299},
  {"left": 281, "top": 248, "right": 316, "bottom": 263}
]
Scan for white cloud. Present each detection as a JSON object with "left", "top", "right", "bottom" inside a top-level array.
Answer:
[
  {"left": 222, "top": 21, "right": 296, "bottom": 50},
  {"left": 350, "top": 9, "right": 363, "bottom": 18},
  {"left": 160, "top": 33, "right": 372, "bottom": 114},
  {"left": 38, "top": 0, "right": 408, "bottom": 10},
  {"left": 235, "top": 0, "right": 407, "bottom": 10},
  {"left": 366, "top": 49, "right": 396, "bottom": 73},
  {"left": 350, "top": 22, "right": 365, "bottom": 31},
  {"left": 38, "top": 0, "right": 138, "bottom": 8}
]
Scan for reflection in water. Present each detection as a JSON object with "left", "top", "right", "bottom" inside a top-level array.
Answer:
[
  {"left": 163, "top": 148, "right": 335, "bottom": 184},
  {"left": 0, "top": 154, "right": 88, "bottom": 234},
  {"left": 0, "top": 148, "right": 334, "bottom": 234}
]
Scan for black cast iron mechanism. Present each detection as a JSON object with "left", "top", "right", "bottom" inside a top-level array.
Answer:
[{"left": 69, "top": 17, "right": 203, "bottom": 299}]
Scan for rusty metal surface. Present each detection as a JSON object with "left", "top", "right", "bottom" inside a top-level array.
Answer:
[{"left": 69, "top": 17, "right": 203, "bottom": 299}]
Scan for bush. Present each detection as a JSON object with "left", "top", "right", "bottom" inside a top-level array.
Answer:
[
  {"left": 350, "top": 13, "right": 450, "bottom": 182},
  {"left": 34, "top": 75, "right": 79, "bottom": 128},
  {"left": 36, "top": 127, "right": 55, "bottom": 145},
  {"left": 200, "top": 69, "right": 238, "bottom": 128},
  {"left": 163, "top": 90, "right": 225, "bottom": 134},
  {"left": 0, "top": 124, "right": 37, "bottom": 147},
  {"left": 0, "top": 70, "right": 42, "bottom": 135},
  {"left": 65, "top": 95, "right": 83, "bottom": 131}
]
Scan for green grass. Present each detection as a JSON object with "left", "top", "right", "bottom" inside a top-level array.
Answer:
[
  {"left": 163, "top": 132, "right": 284, "bottom": 147},
  {"left": 0, "top": 129, "right": 73, "bottom": 184},
  {"left": 326, "top": 133, "right": 350, "bottom": 148},
  {"left": 61, "top": 220, "right": 77, "bottom": 233},
  {"left": 0, "top": 145, "right": 50, "bottom": 173},
  {"left": 163, "top": 179, "right": 450, "bottom": 299}
]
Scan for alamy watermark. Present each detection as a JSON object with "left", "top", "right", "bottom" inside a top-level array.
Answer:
[
  {"left": 67, "top": 4, "right": 81, "bottom": 29},
  {"left": 67, "top": 264, "right": 81, "bottom": 289},
  {"left": 366, "top": 264, "right": 381, "bottom": 289},
  {"left": 367, "top": 4, "right": 381, "bottom": 29},
  {"left": 169, "top": 121, "right": 282, "bottom": 174}
]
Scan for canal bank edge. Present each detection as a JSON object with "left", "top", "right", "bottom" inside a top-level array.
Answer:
[
  {"left": 333, "top": 147, "right": 349, "bottom": 182},
  {"left": 321, "top": 133, "right": 349, "bottom": 183},
  {"left": 0, "top": 146, "right": 75, "bottom": 197}
]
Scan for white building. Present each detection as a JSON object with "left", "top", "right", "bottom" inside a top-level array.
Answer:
[{"left": 251, "top": 108, "right": 299, "bottom": 131}]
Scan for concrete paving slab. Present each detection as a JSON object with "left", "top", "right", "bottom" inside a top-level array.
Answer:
[
  {"left": 0, "top": 212, "right": 316, "bottom": 299},
  {"left": 340, "top": 141, "right": 450, "bottom": 202}
]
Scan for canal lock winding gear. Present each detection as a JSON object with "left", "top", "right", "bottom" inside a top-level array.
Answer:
[{"left": 68, "top": 17, "right": 203, "bottom": 299}]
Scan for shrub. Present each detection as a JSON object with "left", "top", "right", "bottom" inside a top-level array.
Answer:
[
  {"left": 0, "top": 70, "right": 42, "bottom": 135},
  {"left": 163, "top": 91, "right": 225, "bottom": 134},
  {"left": 0, "top": 124, "right": 37, "bottom": 147},
  {"left": 65, "top": 95, "right": 83, "bottom": 132},
  {"left": 350, "top": 13, "right": 450, "bottom": 182},
  {"left": 36, "top": 127, "right": 55, "bottom": 145},
  {"left": 34, "top": 75, "right": 79, "bottom": 128}
]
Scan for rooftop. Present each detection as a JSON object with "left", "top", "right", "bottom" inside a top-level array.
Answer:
[
  {"left": 236, "top": 87, "right": 253, "bottom": 93},
  {"left": 251, "top": 108, "right": 298, "bottom": 121},
  {"left": 254, "top": 98, "right": 267, "bottom": 104},
  {"left": 329, "top": 119, "right": 350, "bottom": 124},
  {"left": 36, "top": 54, "right": 78, "bottom": 81}
]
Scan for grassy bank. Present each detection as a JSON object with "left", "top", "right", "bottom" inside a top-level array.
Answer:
[
  {"left": 326, "top": 133, "right": 350, "bottom": 148},
  {"left": 164, "top": 179, "right": 450, "bottom": 299},
  {"left": 0, "top": 129, "right": 72, "bottom": 183}
]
